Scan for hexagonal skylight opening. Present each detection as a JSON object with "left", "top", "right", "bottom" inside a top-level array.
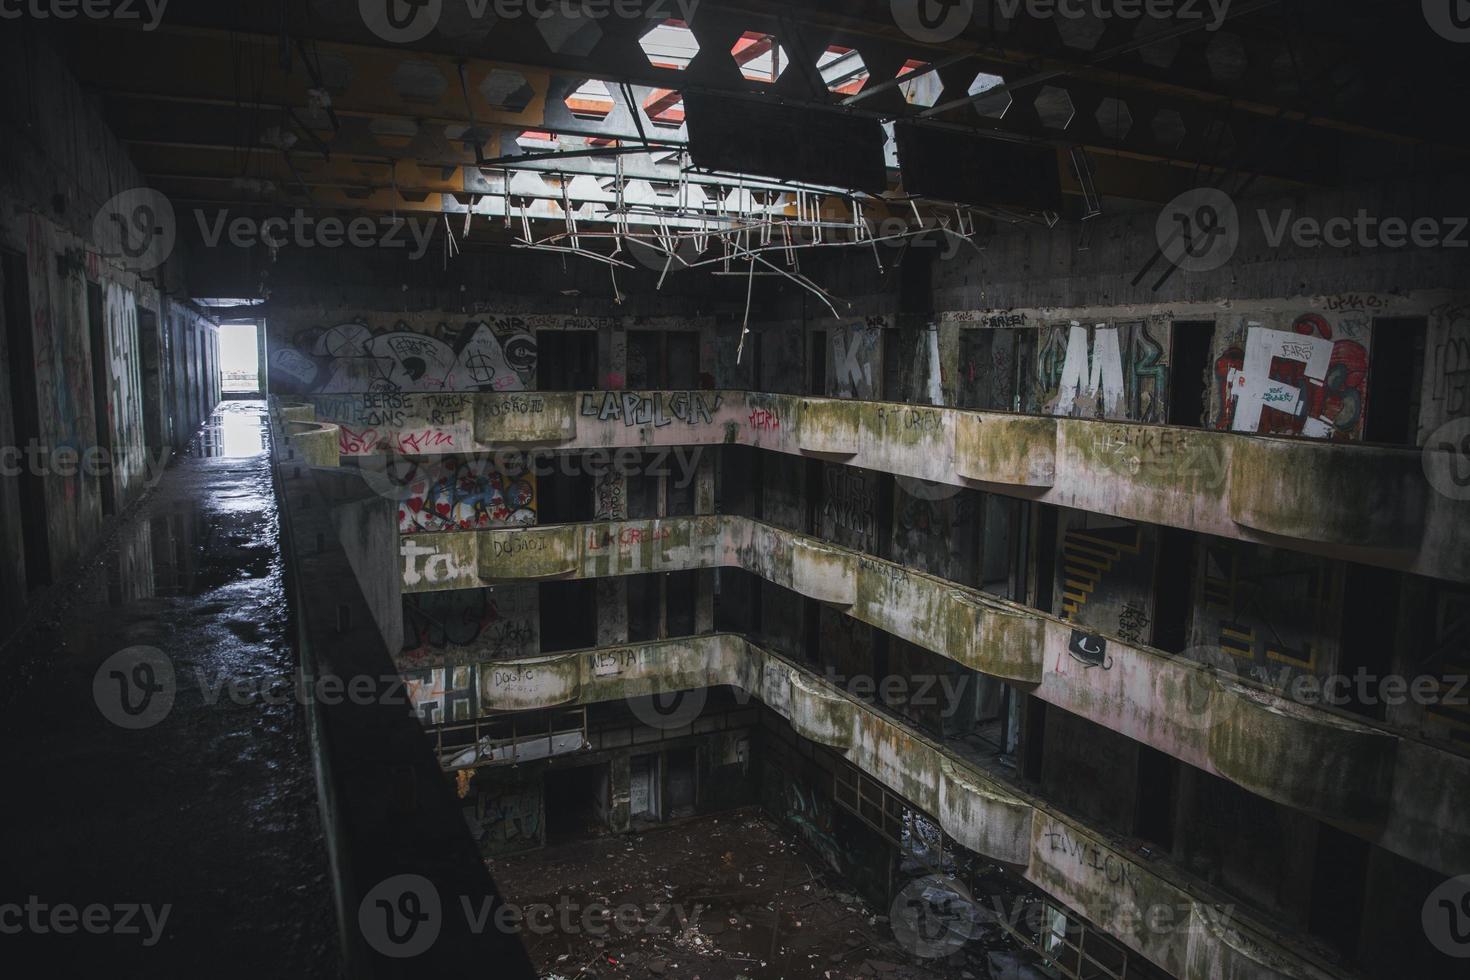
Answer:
[
  {"left": 515, "top": 131, "right": 610, "bottom": 152},
  {"left": 479, "top": 69, "right": 535, "bottom": 113},
  {"left": 639, "top": 19, "right": 699, "bottom": 71},
  {"left": 818, "top": 45, "right": 870, "bottom": 96},
  {"left": 564, "top": 79, "right": 614, "bottom": 122},
  {"left": 538, "top": 11, "right": 603, "bottom": 57},
  {"left": 1056, "top": 14, "right": 1105, "bottom": 51},
  {"left": 643, "top": 88, "right": 685, "bottom": 128},
  {"left": 1134, "top": 18, "right": 1180, "bottom": 69},
  {"left": 1034, "top": 85, "right": 1075, "bottom": 130},
  {"left": 732, "top": 31, "right": 788, "bottom": 84},
  {"left": 1206, "top": 32, "right": 1247, "bottom": 83},
  {"left": 968, "top": 72, "right": 1011, "bottom": 119},
  {"left": 1152, "top": 108, "right": 1186, "bottom": 149},
  {"left": 896, "top": 60, "right": 941, "bottom": 108},
  {"left": 389, "top": 61, "right": 447, "bottom": 105},
  {"left": 516, "top": 130, "right": 560, "bottom": 151},
  {"left": 1095, "top": 97, "right": 1132, "bottom": 141}
]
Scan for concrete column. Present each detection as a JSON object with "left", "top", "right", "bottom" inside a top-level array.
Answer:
[
  {"left": 594, "top": 469, "right": 629, "bottom": 647},
  {"left": 696, "top": 451, "right": 716, "bottom": 633},
  {"left": 607, "top": 753, "right": 632, "bottom": 833}
]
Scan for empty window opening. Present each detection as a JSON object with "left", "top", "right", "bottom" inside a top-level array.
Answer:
[{"left": 219, "top": 321, "right": 261, "bottom": 396}]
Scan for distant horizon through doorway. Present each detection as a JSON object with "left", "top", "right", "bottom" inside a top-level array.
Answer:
[{"left": 219, "top": 321, "right": 262, "bottom": 396}]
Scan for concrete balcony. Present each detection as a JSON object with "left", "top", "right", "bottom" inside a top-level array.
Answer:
[
  {"left": 440, "top": 633, "right": 1352, "bottom": 980},
  {"left": 473, "top": 393, "right": 579, "bottom": 445},
  {"left": 309, "top": 390, "right": 1470, "bottom": 583},
  {"left": 399, "top": 515, "right": 1470, "bottom": 879},
  {"left": 789, "top": 537, "right": 858, "bottom": 606}
]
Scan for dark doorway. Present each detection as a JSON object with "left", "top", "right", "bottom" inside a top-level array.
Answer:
[
  {"left": 544, "top": 764, "right": 610, "bottom": 843},
  {"left": 539, "top": 579, "right": 597, "bottom": 652},
  {"left": 630, "top": 753, "right": 660, "bottom": 823},
  {"left": 1365, "top": 318, "right": 1425, "bottom": 445},
  {"left": 627, "top": 573, "right": 661, "bottom": 643},
  {"left": 536, "top": 461, "right": 593, "bottom": 524},
  {"left": 3, "top": 249, "right": 51, "bottom": 588},
  {"left": 667, "top": 332, "right": 698, "bottom": 389},
  {"left": 1307, "top": 822, "right": 1370, "bottom": 958},
  {"left": 1134, "top": 745, "right": 1176, "bottom": 850},
  {"left": 665, "top": 570, "right": 697, "bottom": 637},
  {"left": 1168, "top": 321, "right": 1214, "bottom": 427},
  {"left": 627, "top": 330, "right": 660, "bottom": 388},
  {"left": 1338, "top": 563, "right": 1402, "bottom": 719},
  {"left": 536, "top": 330, "right": 598, "bottom": 391},
  {"left": 665, "top": 747, "right": 697, "bottom": 819},
  {"left": 1020, "top": 696, "right": 1047, "bottom": 783},
  {"left": 1150, "top": 528, "right": 1197, "bottom": 654}
]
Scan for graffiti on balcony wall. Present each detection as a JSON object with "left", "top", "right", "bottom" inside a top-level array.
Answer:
[
  {"left": 831, "top": 322, "right": 882, "bottom": 399},
  {"left": 1188, "top": 540, "right": 1342, "bottom": 682},
  {"left": 404, "top": 663, "right": 478, "bottom": 724},
  {"left": 269, "top": 317, "right": 538, "bottom": 394},
  {"left": 396, "top": 455, "right": 536, "bottom": 534},
  {"left": 1210, "top": 313, "right": 1370, "bottom": 440},
  {"left": 594, "top": 471, "right": 626, "bottom": 521},
  {"left": 892, "top": 487, "right": 975, "bottom": 582},
  {"left": 820, "top": 464, "right": 879, "bottom": 553},
  {"left": 748, "top": 408, "right": 781, "bottom": 432},
  {"left": 579, "top": 390, "right": 721, "bottom": 427},
  {"left": 1040, "top": 820, "right": 1138, "bottom": 896},
  {"left": 958, "top": 327, "right": 1018, "bottom": 411},
  {"left": 401, "top": 585, "right": 540, "bottom": 665},
  {"left": 1038, "top": 321, "right": 1170, "bottom": 423},
  {"left": 476, "top": 784, "right": 543, "bottom": 856},
  {"left": 766, "top": 768, "right": 845, "bottom": 874},
  {"left": 1054, "top": 515, "right": 1157, "bottom": 645},
  {"left": 1426, "top": 304, "right": 1470, "bottom": 435}
]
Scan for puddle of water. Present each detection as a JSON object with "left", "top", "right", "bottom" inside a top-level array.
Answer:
[{"left": 190, "top": 400, "right": 269, "bottom": 458}]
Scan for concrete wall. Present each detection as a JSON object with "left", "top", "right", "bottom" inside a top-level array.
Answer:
[{"left": 0, "top": 27, "right": 218, "bottom": 625}]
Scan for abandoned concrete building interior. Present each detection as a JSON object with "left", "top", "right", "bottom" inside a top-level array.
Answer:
[{"left": 2, "top": 1, "right": 1469, "bottom": 978}]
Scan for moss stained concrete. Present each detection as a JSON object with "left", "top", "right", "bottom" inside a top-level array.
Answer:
[
  {"left": 308, "top": 390, "right": 1469, "bottom": 582},
  {"left": 446, "top": 633, "right": 1348, "bottom": 980},
  {"left": 396, "top": 515, "right": 1470, "bottom": 879}
]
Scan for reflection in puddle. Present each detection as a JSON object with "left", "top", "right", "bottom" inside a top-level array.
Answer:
[
  {"left": 191, "top": 401, "right": 268, "bottom": 458},
  {"left": 108, "top": 504, "right": 279, "bottom": 605}
]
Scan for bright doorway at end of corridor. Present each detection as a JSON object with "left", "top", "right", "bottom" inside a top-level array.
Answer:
[{"left": 219, "top": 321, "right": 263, "bottom": 397}]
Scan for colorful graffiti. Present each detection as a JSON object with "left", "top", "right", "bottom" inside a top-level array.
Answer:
[
  {"left": 397, "top": 455, "right": 536, "bottom": 534},
  {"left": 404, "top": 663, "right": 478, "bottom": 724},
  {"left": 1190, "top": 540, "right": 1342, "bottom": 681},
  {"left": 1055, "top": 515, "right": 1157, "bottom": 644},
  {"left": 1211, "top": 313, "right": 1370, "bottom": 440},
  {"left": 1038, "top": 321, "right": 1170, "bottom": 422},
  {"left": 269, "top": 317, "right": 538, "bottom": 394}
]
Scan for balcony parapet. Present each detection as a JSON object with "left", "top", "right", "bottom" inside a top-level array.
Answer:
[
  {"left": 309, "top": 390, "right": 1467, "bottom": 582},
  {"left": 437, "top": 634, "right": 1358, "bottom": 980},
  {"left": 284, "top": 420, "right": 341, "bottom": 469},
  {"left": 399, "top": 516, "right": 1470, "bottom": 878}
]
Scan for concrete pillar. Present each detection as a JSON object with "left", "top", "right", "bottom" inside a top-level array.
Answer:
[{"left": 607, "top": 753, "right": 632, "bottom": 833}]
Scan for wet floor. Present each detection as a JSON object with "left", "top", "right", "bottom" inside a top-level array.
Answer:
[{"left": 0, "top": 402, "right": 337, "bottom": 975}]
